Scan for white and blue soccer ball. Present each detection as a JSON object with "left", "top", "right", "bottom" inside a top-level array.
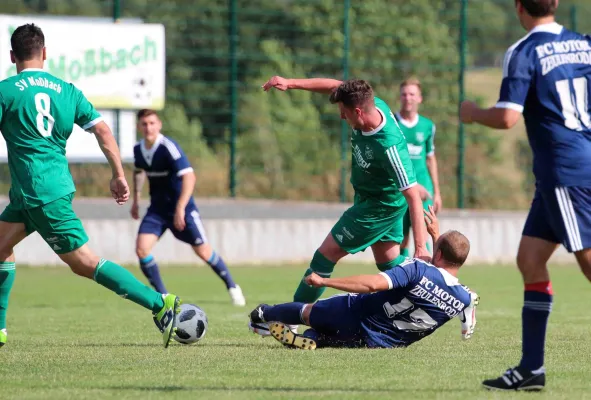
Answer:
[{"left": 172, "top": 303, "right": 208, "bottom": 345}]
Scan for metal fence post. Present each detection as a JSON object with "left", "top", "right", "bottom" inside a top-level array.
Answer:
[
  {"left": 228, "top": 0, "right": 238, "bottom": 198},
  {"left": 457, "top": 0, "right": 467, "bottom": 209},
  {"left": 570, "top": 5, "right": 578, "bottom": 32},
  {"left": 339, "top": 0, "right": 351, "bottom": 203},
  {"left": 113, "top": 0, "right": 121, "bottom": 146}
]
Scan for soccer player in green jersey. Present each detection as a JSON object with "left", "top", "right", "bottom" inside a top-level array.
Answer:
[
  {"left": 250, "top": 76, "right": 429, "bottom": 336},
  {"left": 0, "top": 24, "right": 181, "bottom": 348},
  {"left": 394, "top": 78, "right": 442, "bottom": 257}
]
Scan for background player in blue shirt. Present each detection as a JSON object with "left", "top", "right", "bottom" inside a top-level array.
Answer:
[
  {"left": 249, "top": 207, "right": 479, "bottom": 349},
  {"left": 131, "top": 109, "right": 246, "bottom": 306},
  {"left": 460, "top": 0, "right": 591, "bottom": 391}
]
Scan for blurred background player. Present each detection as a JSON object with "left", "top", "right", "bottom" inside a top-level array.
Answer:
[
  {"left": 0, "top": 24, "right": 180, "bottom": 348},
  {"left": 461, "top": 0, "right": 591, "bottom": 391},
  {"left": 250, "top": 77, "right": 429, "bottom": 336},
  {"left": 249, "top": 206, "right": 479, "bottom": 350},
  {"left": 131, "top": 109, "right": 246, "bottom": 307},
  {"left": 395, "top": 78, "right": 442, "bottom": 257}
]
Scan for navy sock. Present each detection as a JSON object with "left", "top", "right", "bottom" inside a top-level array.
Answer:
[
  {"left": 207, "top": 251, "right": 236, "bottom": 289},
  {"left": 139, "top": 255, "right": 167, "bottom": 294},
  {"left": 519, "top": 282, "right": 553, "bottom": 372},
  {"left": 263, "top": 302, "right": 306, "bottom": 325}
]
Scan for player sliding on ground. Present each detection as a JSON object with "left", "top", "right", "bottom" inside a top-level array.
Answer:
[
  {"left": 461, "top": 0, "right": 591, "bottom": 391},
  {"left": 251, "top": 77, "right": 430, "bottom": 336},
  {"left": 130, "top": 109, "right": 245, "bottom": 306},
  {"left": 0, "top": 24, "right": 181, "bottom": 348},
  {"left": 249, "top": 207, "right": 479, "bottom": 349}
]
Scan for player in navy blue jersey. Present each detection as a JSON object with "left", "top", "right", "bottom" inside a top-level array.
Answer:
[
  {"left": 131, "top": 109, "right": 245, "bottom": 306},
  {"left": 460, "top": 0, "right": 591, "bottom": 391},
  {"left": 249, "top": 206, "right": 479, "bottom": 350}
]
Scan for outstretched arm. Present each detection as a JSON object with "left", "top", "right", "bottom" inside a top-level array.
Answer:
[
  {"left": 306, "top": 273, "right": 389, "bottom": 293},
  {"left": 262, "top": 76, "right": 342, "bottom": 94}
]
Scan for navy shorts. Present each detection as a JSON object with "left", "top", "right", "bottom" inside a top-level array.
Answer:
[
  {"left": 523, "top": 186, "right": 591, "bottom": 252},
  {"left": 138, "top": 207, "right": 208, "bottom": 246},
  {"left": 308, "top": 294, "right": 364, "bottom": 346}
]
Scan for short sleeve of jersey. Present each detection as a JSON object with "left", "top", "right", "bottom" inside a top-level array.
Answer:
[
  {"left": 426, "top": 123, "right": 435, "bottom": 156},
  {"left": 496, "top": 44, "right": 534, "bottom": 113},
  {"left": 383, "top": 143, "right": 417, "bottom": 191},
  {"left": 162, "top": 138, "right": 193, "bottom": 176},
  {"left": 379, "top": 260, "right": 423, "bottom": 290},
  {"left": 73, "top": 85, "right": 103, "bottom": 131}
]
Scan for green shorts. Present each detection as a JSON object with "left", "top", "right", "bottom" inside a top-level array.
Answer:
[
  {"left": 402, "top": 196, "right": 433, "bottom": 236},
  {"left": 0, "top": 193, "right": 88, "bottom": 254},
  {"left": 331, "top": 196, "right": 407, "bottom": 254}
]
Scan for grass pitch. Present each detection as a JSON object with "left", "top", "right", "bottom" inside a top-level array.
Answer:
[{"left": 1, "top": 263, "right": 591, "bottom": 399}]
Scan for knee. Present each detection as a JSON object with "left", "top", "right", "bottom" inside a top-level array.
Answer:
[
  {"left": 68, "top": 257, "right": 99, "bottom": 279},
  {"left": 193, "top": 243, "right": 212, "bottom": 261},
  {"left": 301, "top": 304, "right": 314, "bottom": 325},
  {"left": 516, "top": 251, "right": 548, "bottom": 283},
  {"left": 0, "top": 247, "right": 15, "bottom": 262},
  {"left": 136, "top": 246, "right": 150, "bottom": 260}
]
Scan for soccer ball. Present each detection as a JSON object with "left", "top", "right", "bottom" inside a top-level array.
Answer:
[{"left": 172, "top": 303, "right": 208, "bottom": 345}]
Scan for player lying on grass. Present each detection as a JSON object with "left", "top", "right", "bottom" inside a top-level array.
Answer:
[
  {"left": 0, "top": 24, "right": 181, "bottom": 349},
  {"left": 249, "top": 207, "right": 479, "bottom": 349},
  {"left": 252, "top": 77, "right": 430, "bottom": 335}
]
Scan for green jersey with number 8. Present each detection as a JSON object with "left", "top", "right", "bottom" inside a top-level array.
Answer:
[{"left": 0, "top": 69, "right": 102, "bottom": 210}]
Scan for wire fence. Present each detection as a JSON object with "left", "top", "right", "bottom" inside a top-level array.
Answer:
[{"left": 3, "top": 0, "right": 591, "bottom": 209}]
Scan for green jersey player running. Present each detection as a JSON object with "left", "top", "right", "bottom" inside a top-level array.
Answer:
[
  {"left": 394, "top": 78, "right": 442, "bottom": 257},
  {"left": 250, "top": 76, "right": 429, "bottom": 336},
  {"left": 0, "top": 24, "right": 181, "bottom": 348}
]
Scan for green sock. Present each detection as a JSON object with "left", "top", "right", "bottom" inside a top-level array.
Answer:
[
  {"left": 400, "top": 248, "right": 410, "bottom": 257},
  {"left": 293, "top": 251, "right": 336, "bottom": 303},
  {"left": 376, "top": 255, "right": 408, "bottom": 272},
  {"left": 0, "top": 262, "right": 15, "bottom": 330},
  {"left": 94, "top": 259, "right": 164, "bottom": 313}
]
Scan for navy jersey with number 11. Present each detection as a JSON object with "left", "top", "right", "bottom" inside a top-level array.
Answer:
[{"left": 497, "top": 22, "right": 591, "bottom": 189}]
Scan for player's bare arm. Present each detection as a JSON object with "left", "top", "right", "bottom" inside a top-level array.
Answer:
[
  {"left": 305, "top": 272, "right": 389, "bottom": 293},
  {"left": 262, "top": 76, "right": 342, "bottom": 94},
  {"left": 130, "top": 169, "right": 145, "bottom": 220},
  {"left": 402, "top": 185, "right": 430, "bottom": 261},
  {"left": 174, "top": 170, "right": 196, "bottom": 231},
  {"left": 459, "top": 101, "right": 521, "bottom": 130},
  {"left": 89, "top": 121, "right": 130, "bottom": 205},
  {"left": 426, "top": 155, "right": 442, "bottom": 212},
  {"left": 424, "top": 205, "right": 440, "bottom": 242}
]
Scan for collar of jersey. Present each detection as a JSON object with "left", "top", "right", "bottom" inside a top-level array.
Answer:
[
  {"left": 395, "top": 112, "right": 419, "bottom": 129},
  {"left": 20, "top": 68, "right": 45, "bottom": 73},
  {"left": 140, "top": 133, "right": 164, "bottom": 166},
  {"left": 529, "top": 22, "right": 563, "bottom": 35},
  {"left": 436, "top": 267, "right": 460, "bottom": 286},
  {"left": 361, "top": 108, "right": 386, "bottom": 136}
]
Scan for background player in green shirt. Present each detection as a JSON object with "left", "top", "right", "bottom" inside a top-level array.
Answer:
[
  {"left": 250, "top": 76, "right": 429, "bottom": 336},
  {"left": 394, "top": 78, "right": 442, "bottom": 257},
  {"left": 0, "top": 24, "right": 181, "bottom": 348}
]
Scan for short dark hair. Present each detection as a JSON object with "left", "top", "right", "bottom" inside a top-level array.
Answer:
[
  {"left": 136, "top": 109, "right": 159, "bottom": 120},
  {"left": 329, "top": 79, "right": 374, "bottom": 109},
  {"left": 437, "top": 230, "right": 470, "bottom": 267},
  {"left": 516, "top": 0, "right": 557, "bottom": 17},
  {"left": 11, "top": 24, "right": 45, "bottom": 61}
]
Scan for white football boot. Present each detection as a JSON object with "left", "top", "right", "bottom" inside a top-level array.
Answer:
[{"left": 229, "top": 285, "right": 246, "bottom": 307}]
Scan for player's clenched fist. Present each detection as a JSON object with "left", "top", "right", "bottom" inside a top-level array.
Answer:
[
  {"left": 111, "top": 176, "right": 130, "bottom": 205},
  {"left": 459, "top": 100, "right": 478, "bottom": 124},
  {"left": 305, "top": 272, "right": 325, "bottom": 288},
  {"left": 262, "top": 76, "right": 289, "bottom": 91}
]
